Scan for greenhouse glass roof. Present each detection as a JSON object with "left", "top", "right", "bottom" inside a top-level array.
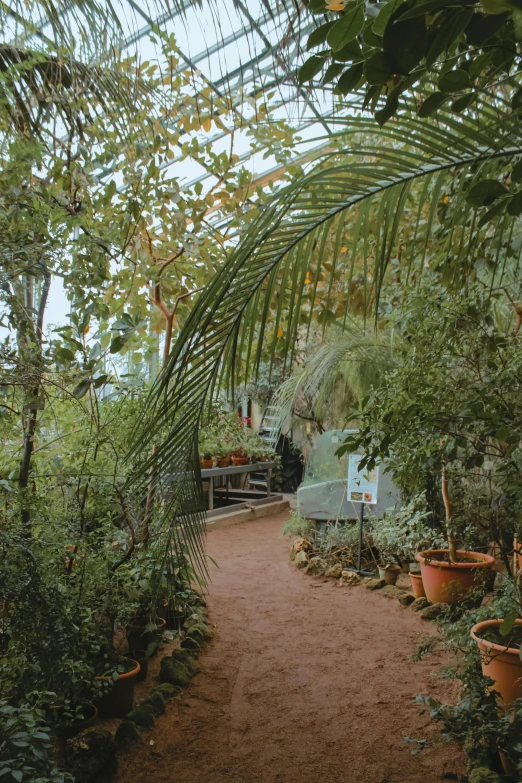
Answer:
[{"left": 4, "top": 0, "right": 337, "bottom": 197}]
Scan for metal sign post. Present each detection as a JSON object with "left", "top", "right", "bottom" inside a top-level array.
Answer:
[
  {"left": 344, "top": 456, "right": 380, "bottom": 577},
  {"left": 344, "top": 502, "right": 374, "bottom": 577}
]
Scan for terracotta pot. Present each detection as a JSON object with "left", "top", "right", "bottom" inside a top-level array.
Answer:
[
  {"left": 378, "top": 565, "right": 401, "bottom": 585},
  {"left": 499, "top": 748, "right": 519, "bottom": 776},
  {"left": 216, "top": 457, "right": 231, "bottom": 468},
  {"left": 471, "top": 619, "right": 522, "bottom": 705},
  {"left": 409, "top": 572, "right": 426, "bottom": 598},
  {"left": 96, "top": 658, "right": 140, "bottom": 718},
  {"left": 65, "top": 545, "right": 78, "bottom": 569},
  {"left": 200, "top": 458, "right": 213, "bottom": 469},
  {"left": 134, "top": 649, "right": 150, "bottom": 682},
  {"left": 514, "top": 535, "right": 522, "bottom": 571},
  {"left": 56, "top": 703, "right": 98, "bottom": 740},
  {"left": 415, "top": 549, "right": 495, "bottom": 605},
  {"left": 232, "top": 456, "right": 248, "bottom": 466}
]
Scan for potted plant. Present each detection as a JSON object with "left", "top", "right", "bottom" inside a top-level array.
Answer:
[
  {"left": 415, "top": 468, "right": 495, "bottom": 604},
  {"left": 370, "top": 495, "right": 434, "bottom": 592},
  {"left": 209, "top": 438, "right": 231, "bottom": 467},
  {"left": 95, "top": 657, "right": 141, "bottom": 718},
  {"left": 471, "top": 617, "right": 522, "bottom": 705},
  {"left": 198, "top": 433, "right": 214, "bottom": 469},
  {"left": 377, "top": 562, "right": 401, "bottom": 585}
]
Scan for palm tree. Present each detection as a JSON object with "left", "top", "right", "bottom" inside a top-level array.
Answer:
[
  {"left": 130, "top": 91, "right": 522, "bottom": 571},
  {"left": 267, "top": 321, "right": 397, "bottom": 443}
]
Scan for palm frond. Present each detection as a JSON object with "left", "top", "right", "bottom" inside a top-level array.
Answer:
[
  {"left": 129, "top": 94, "right": 522, "bottom": 575},
  {"left": 267, "top": 322, "right": 397, "bottom": 444},
  {"left": 0, "top": 43, "right": 145, "bottom": 135}
]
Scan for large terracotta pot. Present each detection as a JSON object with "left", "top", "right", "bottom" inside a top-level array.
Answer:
[
  {"left": 409, "top": 572, "right": 426, "bottom": 598},
  {"left": 415, "top": 549, "right": 495, "bottom": 605},
  {"left": 471, "top": 619, "right": 522, "bottom": 705}
]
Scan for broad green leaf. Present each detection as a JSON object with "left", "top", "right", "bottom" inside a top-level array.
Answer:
[
  {"left": 327, "top": 3, "right": 365, "bottom": 51},
  {"left": 365, "top": 51, "right": 396, "bottom": 84},
  {"left": 400, "top": 0, "right": 474, "bottom": 19},
  {"left": 322, "top": 62, "right": 345, "bottom": 84},
  {"left": 72, "top": 379, "right": 91, "bottom": 398},
  {"left": 93, "top": 374, "right": 109, "bottom": 388},
  {"left": 508, "top": 190, "right": 522, "bottom": 216},
  {"left": 418, "top": 92, "right": 447, "bottom": 117},
  {"left": 307, "top": 21, "right": 335, "bottom": 50},
  {"left": 383, "top": 16, "right": 426, "bottom": 74},
  {"left": 375, "top": 91, "right": 399, "bottom": 125},
  {"left": 512, "top": 160, "right": 522, "bottom": 182},
  {"left": 298, "top": 54, "right": 328, "bottom": 84},
  {"left": 332, "top": 38, "right": 363, "bottom": 61},
  {"left": 451, "top": 92, "right": 475, "bottom": 112},
  {"left": 438, "top": 68, "right": 472, "bottom": 93},
  {"left": 337, "top": 62, "right": 364, "bottom": 94},
  {"left": 426, "top": 8, "right": 474, "bottom": 67},
  {"left": 373, "top": 0, "right": 405, "bottom": 35},
  {"left": 109, "top": 334, "right": 128, "bottom": 354},
  {"left": 467, "top": 178, "right": 509, "bottom": 207},
  {"left": 500, "top": 609, "right": 518, "bottom": 636}
]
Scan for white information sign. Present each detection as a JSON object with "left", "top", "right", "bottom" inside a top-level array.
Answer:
[{"left": 348, "top": 455, "right": 379, "bottom": 504}]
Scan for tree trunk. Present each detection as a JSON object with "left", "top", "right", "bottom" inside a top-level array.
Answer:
[
  {"left": 441, "top": 464, "right": 457, "bottom": 563},
  {"left": 17, "top": 267, "right": 51, "bottom": 530}
]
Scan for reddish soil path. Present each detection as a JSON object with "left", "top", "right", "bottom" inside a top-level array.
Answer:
[{"left": 116, "top": 511, "right": 466, "bottom": 783}]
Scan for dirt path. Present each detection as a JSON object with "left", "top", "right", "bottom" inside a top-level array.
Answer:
[{"left": 116, "top": 511, "right": 465, "bottom": 783}]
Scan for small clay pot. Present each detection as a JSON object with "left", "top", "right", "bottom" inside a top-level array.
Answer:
[
  {"left": 232, "top": 457, "right": 249, "bottom": 466},
  {"left": 200, "top": 458, "right": 213, "bottom": 469},
  {"left": 416, "top": 549, "right": 495, "bottom": 605},
  {"left": 216, "top": 457, "right": 231, "bottom": 467},
  {"left": 378, "top": 565, "right": 401, "bottom": 585},
  {"left": 96, "top": 658, "right": 140, "bottom": 718},
  {"left": 409, "top": 572, "right": 426, "bottom": 598},
  {"left": 471, "top": 619, "right": 522, "bottom": 706}
]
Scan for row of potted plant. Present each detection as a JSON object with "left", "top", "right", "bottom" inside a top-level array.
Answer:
[{"left": 198, "top": 409, "right": 276, "bottom": 468}]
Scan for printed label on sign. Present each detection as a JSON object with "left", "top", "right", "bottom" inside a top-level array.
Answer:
[{"left": 348, "top": 455, "right": 379, "bottom": 505}]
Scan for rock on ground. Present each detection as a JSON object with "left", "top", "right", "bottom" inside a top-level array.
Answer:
[
  {"left": 290, "top": 538, "right": 312, "bottom": 561},
  {"left": 420, "top": 602, "right": 450, "bottom": 621},
  {"left": 364, "top": 578, "right": 385, "bottom": 590},
  {"left": 325, "top": 563, "right": 343, "bottom": 579},
  {"left": 410, "top": 597, "right": 430, "bottom": 611},
  {"left": 398, "top": 593, "right": 415, "bottom": 606},
  {"left": 294, "top": 549, "right": 309, "bottom": 569},
  {"left": 66, "top": 728, "right": 117, "bottom": 783},
  {"left": 306, "top": 556, "right": 327, "bottom": 576},
  {"left": 339, "top": 571, "right": 361, "bottom": 586}
]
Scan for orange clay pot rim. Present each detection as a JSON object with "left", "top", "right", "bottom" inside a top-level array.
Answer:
[
  {"left": 471, "top": 619, "right": 522, "bottom": 656},
  {"left": 415, "top": 549, "right": 495, "bottom": 568},
  {"left": 409, "top": 572, "right": 423, "bottom": 580},
  {"left": 95, "top": 658, "right": 141, "bottom": 682}
]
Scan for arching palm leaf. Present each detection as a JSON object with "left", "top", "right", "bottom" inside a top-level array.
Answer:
[
  {"left": 267, "top": 322, "right": 398, "bottom": 445},
  {"left": 130, "top": 94, "right": 522, "bottom": 575}
]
